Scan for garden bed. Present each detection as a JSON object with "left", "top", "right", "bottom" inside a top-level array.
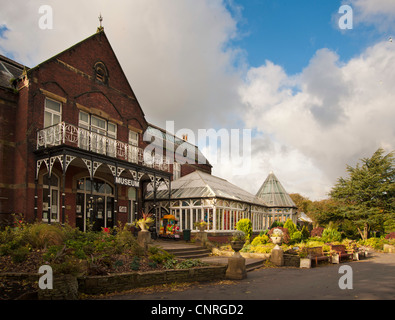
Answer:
[{"left": 0, "top": 221, "right": 216, "bottom": 299}]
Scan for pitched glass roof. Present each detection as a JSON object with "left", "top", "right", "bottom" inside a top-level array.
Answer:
[
  {"left": 256, "top": 172, "right": 297, "bottom": 208},
  {"left": 146, "top": 170, "right": 267, "bottom": 207}
]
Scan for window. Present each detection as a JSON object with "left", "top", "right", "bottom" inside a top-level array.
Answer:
[
  {"left": 44, "top": 98, "right": 61, "bottom": 128},
  {"left": 108, "top": 122, "right": 117, "bottom": 139},
  {"left": 79, "top": 111, "right": 89, "bottom": 129},
  {"left": 91, "top": 115, "right": 107, "bottom": 135},
  {"left": 78, "top": 111, "right": 117, "bottom": 155},
  {"left": 42, "top": 173, "right": 60, "bottom": 222},
  {"left": 173, "top": 162, "right": 181, "bottom": 180},
  {"left": 127, "top": 188, "right": 137, "bottom": 224},
  {"left": 128, "top": 130, "right": 139, "bottom": 163},
  {"left": 129, "top": 130, "right": 139, "bottom": 146},
  {"left": 94, "top": 62, "right": 108, "bottom": 84}
]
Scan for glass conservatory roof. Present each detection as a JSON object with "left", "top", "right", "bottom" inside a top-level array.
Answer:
[
  {"left": 256, "top": 172, "right": 297, "bottom": 208},
  {"left": 146, "top": 170, "right": 267, "bottom": 207}
]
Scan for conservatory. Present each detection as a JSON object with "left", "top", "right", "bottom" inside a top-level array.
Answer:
[
  {"left": 145, "top": 170, "right": 270, "bottom": 236},
  {"left": 256, "top": 171, "right": 298, "bottom": 225}
]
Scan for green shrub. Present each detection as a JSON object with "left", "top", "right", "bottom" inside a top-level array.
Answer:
[
  {"left": 130, "top": 256, "right": 140, "bottom": 271},
  {"left": 236, "top": 219, "right": 252, "bottom": 239},
  {"left": 25, "top": 223, "right": 65, "bottom": 249},
  {"left": 322, "top": 227, "right": 342, "bottom": 242},
  {"left": 175, "top": 259, "right": 208, "bottom": 269},
  {"left": 290, "top": 231, "right": 302, "bottom": 244},
  {"left": 284, "top": 219, "right": 297, "bottom": 238},
  {"left": 301, "top": 226, "right": 310, "bottom": 240},
  {"left": 11, "top": 246, "right": 30, "bottom": 263},
  {"left": 251, "top": 235, "right": 269, "bottom": 246},
  {"left": 163, "top": 258, "right": 178, "bottom": 269},
  {"left": 359, "top": 237, "right": 384, "bottom": 250},
  {"left": 249, "top": 245, "right": 273, "bottom": 254},
  {"left": 148, "top": 246, "right": 174, "bottom": 264}
]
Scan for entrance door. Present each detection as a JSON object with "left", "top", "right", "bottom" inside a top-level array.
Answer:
[{"left": 76, "top": 177, "right": 114, "bottom": 232}]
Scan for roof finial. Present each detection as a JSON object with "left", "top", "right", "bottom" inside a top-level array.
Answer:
[{"left": 97, "top": 13, "right": 104, "bottom": 32}]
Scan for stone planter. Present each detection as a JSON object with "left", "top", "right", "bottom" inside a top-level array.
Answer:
[
  {"left": 300, "top": 258, "right": 311, "bottom": 269},
  {"left": 331, "top": 253, "right": 340, "bottom": 264},
  {"left": 195, "top": 231, "right": 208, "bottom": 244},
  {"left": 230, "top": 241, "right": 245, "bottom": 253},
  {"left": 384, "top": 244, "right": 395, "bottom": 253},
  {"left": 270, "top": 236, "right": 283, "bottom": 250},
  {"left": 137, "top": 230, "right": 151, "bottom": 249}
]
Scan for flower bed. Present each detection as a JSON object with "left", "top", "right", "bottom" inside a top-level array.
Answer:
[{"left": 0, "top": 220, "right": 215, "bottom": 299}]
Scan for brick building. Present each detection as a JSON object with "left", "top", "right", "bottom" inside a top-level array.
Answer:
[{"left": 0, "top": 29, "right": 211, "bottom": 231}]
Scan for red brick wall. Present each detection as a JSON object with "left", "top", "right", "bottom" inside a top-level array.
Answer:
[
  {"left": 0, "top": 89, "right": 18, "bottom": 213},
  {"left": 2, "top": 30, "right": 212, "bottom": 223}
]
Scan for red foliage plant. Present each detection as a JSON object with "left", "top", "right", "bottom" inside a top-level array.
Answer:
[
  {"left": 385, "top": 232, "right": 395, "bottom": 240},
  {"left": 311, "top": 227, "right": 325, "bottom": 238}
]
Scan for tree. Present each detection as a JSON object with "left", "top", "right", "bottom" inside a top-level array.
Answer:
[
  {"left": 330, "top": 148, "right": 395, "bottom": 240},
  {"left": 289, "top": 193, "right": 312, "bottom": 214}
]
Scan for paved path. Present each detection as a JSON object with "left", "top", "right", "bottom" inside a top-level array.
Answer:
[{"left": 105, "top": 251, "right": 395, "bottom": 300}]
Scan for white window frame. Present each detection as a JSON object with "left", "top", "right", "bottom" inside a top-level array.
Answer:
[
  {"left": 78, "top": 111, "right": 117, "bottom": 155},
  {"left": 44, "top": 98, "right": 62, "bottom": 128},
  {"left": 129, "top": 130, "right": 139, "bottom": 146},
  {"left": 173, "top": 162, "right": 181, "bottom": 180}
]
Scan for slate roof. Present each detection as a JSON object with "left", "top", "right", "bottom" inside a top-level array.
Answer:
[{"left": 0, "top": 55, "right": 25, "bottom": 89}]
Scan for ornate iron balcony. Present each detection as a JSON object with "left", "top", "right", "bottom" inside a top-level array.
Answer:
[{"left": 36, "top": 122, "right": 170, "bottom": 172}]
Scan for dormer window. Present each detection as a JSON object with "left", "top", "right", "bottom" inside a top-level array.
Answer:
[{"left": 94, "top": 61, "right": 108, "bottom": 84}]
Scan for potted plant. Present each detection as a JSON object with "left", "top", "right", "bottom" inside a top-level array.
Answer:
[
  {"left": 194, "top": 220, "right": 208, "bottom": 232},
  {"left": 135, "top": 212, "right": 154, "bottom": 249},
  {"left": 230, "top": 230, "right": 246, "bottom": 253},
  {"left": 135, "top": 212, "right": 154, "bottom": 231},
  {"left": 298, "top": 247, "right": 311, "bottom": 268}
]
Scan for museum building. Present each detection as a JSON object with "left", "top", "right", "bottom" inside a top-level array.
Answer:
[{"left": 0, "top": 27, "right": 297, "bottom": 235}]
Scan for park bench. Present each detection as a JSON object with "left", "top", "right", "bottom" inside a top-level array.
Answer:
[
  {"left": 330, "top": 244, "right": 354, "bottom": 263},
  {"left": 306, "top": 247, "right": 329, "bottom": 266}
]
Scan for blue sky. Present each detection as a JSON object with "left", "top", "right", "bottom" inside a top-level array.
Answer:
[{"left": 226, "top": 0, "right": 389, "bottom": 74}]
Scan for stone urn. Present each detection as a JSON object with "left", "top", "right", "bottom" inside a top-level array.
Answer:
[
  {"left": 270, "top": 236, "right": 282, "bottom": 249},
  {"left": 230, "top": 240, "right": 245, "bottom": 254},
  {"left": 270, "top": 228, "right": 284, "bottom": 250}
]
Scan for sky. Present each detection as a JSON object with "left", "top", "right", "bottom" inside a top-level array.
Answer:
[{"left": 1, "top": 0, "right": 394, "bottom": 201}]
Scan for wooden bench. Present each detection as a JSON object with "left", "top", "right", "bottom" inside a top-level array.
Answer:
[
  {"left": 330, "top": 245, "right": 354, "bottom": 263},
  {"left": 306, "top": 247, "right": 329, "bottom": 266}
]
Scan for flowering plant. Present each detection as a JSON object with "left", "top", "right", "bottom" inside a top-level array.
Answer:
[
  {"left": 194, "top": 220, "right": 208, "bottom": 230},
  {"left": 271, "top": 228, "right": 284, "bottom": 237}
]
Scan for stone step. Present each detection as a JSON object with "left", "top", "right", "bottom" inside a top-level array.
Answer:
[
  {"left": 168, "top": 248, "right": 211, "bottom": 260},
  {"left": 245, "top": 259, "right": 265, "bottom": 272}
]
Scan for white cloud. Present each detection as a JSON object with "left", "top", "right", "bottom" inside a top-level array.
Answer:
[
  {"left": 238, "top": 40, "right": 395, "bottom": 200},
  {"left": 0, "top": 0, "right": 244, "bottom": 133},
  {"left": 350, "top": 0, "right": 395, "bottom": 32}
]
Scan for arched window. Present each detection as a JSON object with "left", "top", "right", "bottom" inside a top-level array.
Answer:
[{"left": 94, "top": 61, "right": 108, "bottom": 84}]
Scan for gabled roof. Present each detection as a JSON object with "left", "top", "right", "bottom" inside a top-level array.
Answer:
[
  {"left": 146, "top": 170, "right": 267, "bottom": 207},
  {"left": 256, "top": 172, "right": 297, "bottom": 208},
  {"left": 25, "top": 30, "right": 147, "bottom": 123},
  {"left": 0, "top": 55, "right": 25, "bottom": 89}
]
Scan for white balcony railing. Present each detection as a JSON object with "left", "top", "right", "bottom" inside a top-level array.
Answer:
[{"left": 36, "top": 122, "right": 170, "bottom": 172}]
